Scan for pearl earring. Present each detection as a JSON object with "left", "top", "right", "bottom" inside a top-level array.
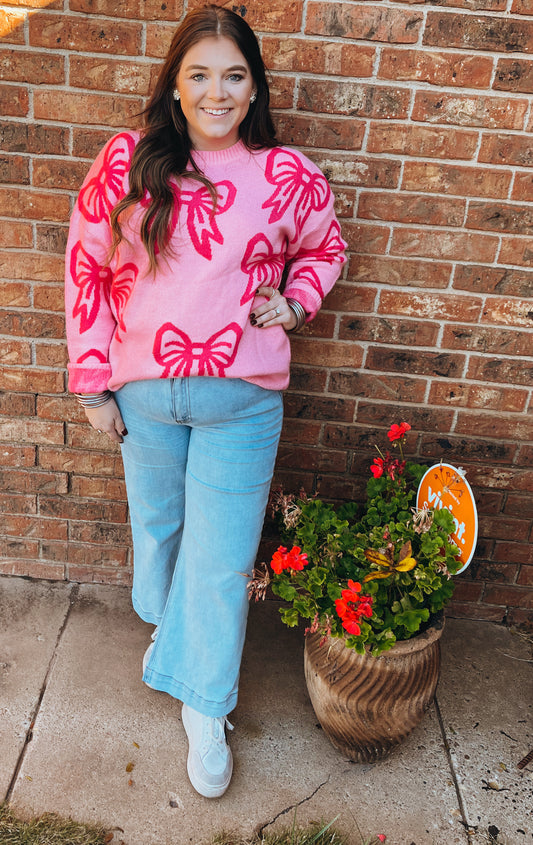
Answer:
[
  {"left": 250, "top": 92, "right": 256, "bottom": 103},
  {"left": 173, "top": 89, "right": 180, "bottom": 101}
]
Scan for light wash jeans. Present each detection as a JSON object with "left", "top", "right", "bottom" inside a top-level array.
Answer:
[{"left": 115, "top": 377, "right": 283, "bottom": 717}]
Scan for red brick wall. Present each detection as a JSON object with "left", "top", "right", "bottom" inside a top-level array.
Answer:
[{"left": 0, "top": 0, "right": 532, "bottom": 628}]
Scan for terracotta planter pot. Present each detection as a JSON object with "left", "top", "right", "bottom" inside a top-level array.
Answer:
[{"left": 304, "top": 616, "right": 444, "bottom": 763}]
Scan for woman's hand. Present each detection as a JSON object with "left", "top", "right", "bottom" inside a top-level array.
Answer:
[
  {"left": 83, "top": 397, "right": 128, "bottom": 444},
  {"left": 249, "top": 286, "right": 298, "bottom": 332}
]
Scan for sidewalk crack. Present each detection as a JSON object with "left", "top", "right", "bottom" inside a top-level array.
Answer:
[
  {"left": 434, "top": 694, "right": 475, "bottom": 843},
  {"left": 5, "top": 584, "right": 79, "bottom": 803},
  {"left": 256, "top": 775, "right": 331, "bottom": 837}
]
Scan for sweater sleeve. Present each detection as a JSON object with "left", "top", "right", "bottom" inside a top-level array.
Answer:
[
  {"left": 65, "top": 132, "right": 137, "bottom": 393},
  {"left": 282, "top": 159, "right": 346, "bottom": 322}
]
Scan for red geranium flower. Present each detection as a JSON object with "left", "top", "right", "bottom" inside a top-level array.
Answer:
[
  {"left": 335, "top": 579, "right": 373, "bottom": 635},
  {"left": 387, "top": 422, "right": 411, "bottom": 442},
  {"left": 271, "top": 545, "right": 308, "bottom": 574},
  {"left": 371, "top": 457, "right": 384, "bottom": 478}
]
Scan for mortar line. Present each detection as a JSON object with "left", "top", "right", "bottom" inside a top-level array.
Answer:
[
  {"left": 434, "top": 694, "right": 474, "bottom": 842},
  {"left": 5, "top": 583, "right": 80, "bottom": 804}
]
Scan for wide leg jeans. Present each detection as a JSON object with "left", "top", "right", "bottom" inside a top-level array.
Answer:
[{"left": 115, "top": 377, "right": 283, "bottom": 717}]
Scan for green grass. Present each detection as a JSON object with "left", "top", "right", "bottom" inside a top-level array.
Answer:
[
  {"left": 210, "top": 819, "right": 350, "bottom": 845},
  {"left": 0, "top": 805, "right": 110, "bottom": 845}
]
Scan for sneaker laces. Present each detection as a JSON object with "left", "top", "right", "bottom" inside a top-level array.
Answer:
[{"left": 200, "top": 715, "right": 234, "bottom": 759}]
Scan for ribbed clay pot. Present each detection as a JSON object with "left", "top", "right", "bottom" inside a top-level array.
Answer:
[{"left": 304, "top": 615, "right": 444, "bottom": 763}]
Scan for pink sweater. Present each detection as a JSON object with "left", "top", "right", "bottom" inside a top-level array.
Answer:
[{"left": 65, "top": 132, "right": 346, "bottom": 393}]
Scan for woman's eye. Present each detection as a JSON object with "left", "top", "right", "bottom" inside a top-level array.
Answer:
[
  {"left": 228, "top": 73, "right": 244, "bottom": 82},
  {"left": 191, "top": 73, "right": 206, "bottom": 82}
]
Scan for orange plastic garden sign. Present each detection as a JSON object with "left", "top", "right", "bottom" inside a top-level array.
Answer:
[{"left": 416, "top": 463, "right": 477, "bottom": 574}]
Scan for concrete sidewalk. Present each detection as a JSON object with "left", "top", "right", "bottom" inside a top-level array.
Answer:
[{"left": 0, "top": 576, "right": 531, "bottom": 845}]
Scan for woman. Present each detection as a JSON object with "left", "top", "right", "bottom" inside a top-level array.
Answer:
[{"left": 65, "top": 5, "right": 345, "bottom": 798}]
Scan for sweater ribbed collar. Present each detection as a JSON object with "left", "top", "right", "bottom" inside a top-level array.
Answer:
[{"left": 190, "top": 139, "right": 249, "bottom": 167}]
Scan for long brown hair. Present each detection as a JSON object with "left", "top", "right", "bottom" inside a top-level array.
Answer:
[{"left": 110, "top": 5, "right": 277, "bottom": 270}]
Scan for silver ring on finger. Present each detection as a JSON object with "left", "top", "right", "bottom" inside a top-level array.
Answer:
[
  {"left": 269, "top": 289, "right": 276, "bottom": 300},
  {"left": 97, "top": 429, "right": 103, "bottom": 434},
  {"left": 275, "top": 307, "right": 280, "bottom": 315}
]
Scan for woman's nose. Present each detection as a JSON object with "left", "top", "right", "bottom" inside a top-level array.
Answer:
[{"left": 208, "top": 76, "right": 225, "bottom": 100}]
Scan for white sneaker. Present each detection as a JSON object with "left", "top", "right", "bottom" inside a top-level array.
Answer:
[
  {"left": 142, "top": 626, "right": 159, "bottom": 688},
  {"left": 181, "top": 703, "right": 233, "bottom": 798}
]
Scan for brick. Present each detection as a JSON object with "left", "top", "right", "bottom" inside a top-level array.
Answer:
[
  {"left": 379, "top": 48, "right": 493, "bottom": 88},
  {"left": 0, "top": 309, "right": 65, "bottom": 339},
  {"left": 32, "top": 159, "right": 91, "bottom": 192},
  {"left": 35, "top": 341, "right": 68, "bottom": 368},
  {"left": 69, "top": 0, "right": 183, "bottom": 19},
  {"left": 494, "top": 58, "right": 533, "bottom": 93},
  {"left": 339, "top": 316, "right": 438, "bottom": 348},
  {"left": 306, "top": 2, "right": 423, "bottom": 43},
  {"left": 0, "top": 153, "right": 29, "bottom": 184},
  {"left": 0, "top": 392, "right": 35, "bottom": 416},
  {"left": 298, "top": 80, "right": 410, "bottom": 119},
  {"left": 67, "top": 423, "right": 125, "bottom": 452},
  {"left": 0, "top": 445, "right": 35, "bottom": 467},
  {"left": 36, "top": 225, "right": 69, "bottom": 255},
  {"left": 483, "top": 585, "right": 533, "bottom": 608},
  {"left": 0, "top": 187, "right": 70, "bottom": 222},
  {"left": 280, "top": 417, "right": 323, "bottom": 444},
  {"left": 479, "top": 514, "right": 531, "bottom": 542},
  {"left": 38, "top": 395, "right": 83, "bottom": 423},
  {"left": 0, "top": 417, "right": 64, "bottom": 445},
  {"left": 367, "top": 122, "right": 478, "bottom": 160},
  {"left": 29, "top": 14, "right": 143, "bottom": 55},
  {"left": 40, "top": 495, "right": 127, "bottom": 523},
  {"left": 366, "top": 346, "right": 465, "bottom": 378},
  {"left": 513, "top": 0, "right": 533, "bottom": 12},
  {"left": 494, "top": 540, "right": 533, "bottom": 565},
  {"left": 391, "top": 227, "right": 498, "bottom": 263},
  {"left": 0, "top": 222, "right": 32, "bottom": 249},
  {"left": 517, "top": 565, "right": 533, "bottom": 586},
  {"left": 190, "top": 0, "right": 304, "bottom": 32},
  {"left": 467, "top": 356, "right": 533, "bottom": 387},
  {"left": 3, "top": 514, "right": 67, "bottom": 540},
  {"left": 310, "top": 153, "right": 400, "bottom": 188},
  {"left": 0, "top": 48, "right": 65, "bottom": 85},
  {"left": 357, "top": 402, "right": 454, "bottom": 434},
  {"left": 347, "top": 255, "right": 452, "bottom": 288},
  {"left": 145, "top": 23, "right": 175, "bottom": 59},
  {"left": 504, "top": 493, "right": 533, "bottom": 517},
  {"left": 69, "top": 475, "right": 127, "bottom": 500},
  {"left": 412, "top": 91, "right": 527, "bottom": 130},
  {"left": 0, "top": 338, "right": 31, "bottom": 365},
  {"left": 0, "top": 366, "right": 64, "bottom": 393},
  {"left": 0, "top": 121, "right": 69, "bottom": 156},
  {"left": 0, "top": 493, "right": 37, "bottom": 514},
  {"left": 68, "top": 520, "right": 131, "bottom": 545},
  {"left": 453, "top": 264, "right": 533, "bottom": 297},
  {"left": 69, "top": 56, "right": 152, "bottom": 95},
  {"left": 294, "top": 310, "right": 335, "bottom": 340},
  {"left": 0, "top": 281, "right": 30, "bottom": 307},
  {"left": 425, "top": 11, "right": 533, "bottom": 54},
  {"left": 402, "top": 161, "right": 511, "bottom": 198},
  {"left": 284, "top": 392, "right": 355, "bottom": 423},
  {"left": 482, "top": 296, "right": 533, "bottom": 328},
  {"left": 0, "top": 252, "right": 64, "bottom": 282},
  {"left": 330, "top": 370, "right": 427, "bottom": 404},
  {"left": 467, "top": 201, "right": 533, "bottom": 235},
  {"left": 34, "top": 90, "right": 143, "bottom": 128},
  {"left": 0, "top": 559, "right": 65, "bottom": 580},
  {"left": 506, "top": 606, "right": 533, "bottom": 631},
  {"left": 358, "top": 192, "right": 465, "bottom": 227},
  {"left": 277, "top": 444, "right": 347, "bottom": 473},
  {"left": 446, "top": 601, "right": 505, "bottom": 623},
  {"left": 290, "top": 337, "right": 364, "bottom": 370},
  {"left": 262, "top": 36, "right": 375, "bottom": 77},
  {"left": 268, "top": 76, "right": 295, "bottom": 110},
  {"left": 418, "top": 0, "right": 507, "bottom": 9},
  {"left": 0, "top": 9, "right": 25, "bottom": 44},
  {"left": 475, "top": 491, "right": 504, "bottom": 515},
  {"left": 451, "top": 580, "right": 484, "bottom": 602},
  {"left": 274, "top": 113, "right": 365, "bottom": 152},
  {"left": 444, "top": 323, "right": 531, "bottom": 357},
  {"left": 428, "top": 381, "right": 528, "bottom": 413},
  {"left": 512, "top": 173, "right": 533, "bottom": 203},
  {"left": 72, "top": 128, "right": 116, "bottom": 160},
  {"left": 0, "top": 468, "right": 68, "bottom": 494},
  {"left": 33, "top": 284, "right": 65, "bottom": 312},
  {"left": 323, "top": 283, "right": 377, "bottom": 315},
  {"left": 498, "top": 237, "right": 533, "bottom": 267},
  {"left": 38, "top": 447, "right": 124, "bottom": 477},
  {"left": 66, "top": 565, "right": 132, "bottom": 586},
  {"left": 340, "top": 222, "right": 390, "bottom": 254},
  {"left": 455, "top": 412, "right": 533, "bottom": 443},
  {"left": 61, "top": 543, "right": 129, "bottom": 568},
  {"left": 0, "top": 84, "right": 28, "bottom": 117},
  {"left": 332, "top": 188, "right": 357, "bottom": 218},
  {"left": 478, "top": 132, "right": 533, "bottom": 167}
]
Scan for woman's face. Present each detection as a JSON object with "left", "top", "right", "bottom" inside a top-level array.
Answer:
[{"left": 176, "top": 36, "right": 256, "bottom": 151}]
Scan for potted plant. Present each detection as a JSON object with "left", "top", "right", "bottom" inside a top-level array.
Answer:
[{"left": 249, "top": 423, "right": 463, "bottom": 762}]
